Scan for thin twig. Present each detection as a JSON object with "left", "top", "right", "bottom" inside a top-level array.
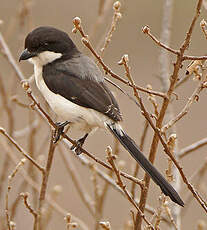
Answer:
[
  {"left": 200, "top": 19, "right": 207, "bottom": 39},
  {"left": 142, "top": 26, "right": 179, "bottom": 55},
  {"left": 181, "top": 159, "right": 207, "bottom": 215},
  {"left": 154, "top": 196, "right": 165, "bottom": 229},
  {"left": 178, "top": 137, "right": 207, "bottom": 158},
  {"left": 99, "top": 221, "right": 111, "bottom": 230},
  {"left": 35, "top": 134, "right": 56, "bottom": 230},
  {"left": 0, "top": 73, "right": 15, "bottom": 205},
  {"left": 5, "top": 158, "right": 26, "bottom": 230},
  {"left": 182, "top": 55, "right": 207, "bottom": 60},
  {"left": 99, "top": 1, "right": 122, "bottom": 57},
  {"left": 0, "top": 127, "right": 44, "bottom": 173},
  {"left": 0, "top": 32, "right": 25, "bottom": 81},
  {"left": 163, "top": 202, "right": 178, "bottom": 230},
  {"left": 20, "top": 192, "right": 38, "bottom": 219},
  {"left": 161, "top": 74, "right": 207, "bottom": 133},
  {"left": 88, "top": 0, "right": 113, "bottom": 46},
  {"left": 72, "top": 17, "right": 166, "bottom": 99}
]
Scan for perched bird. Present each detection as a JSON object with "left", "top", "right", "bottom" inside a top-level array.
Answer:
[{"left": 19, "top": 26, "right": 184, "bottom": 206}]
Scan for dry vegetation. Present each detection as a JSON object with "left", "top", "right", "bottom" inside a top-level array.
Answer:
[{"left": 0, "top": 0, "right": 207, "bottom": 229}]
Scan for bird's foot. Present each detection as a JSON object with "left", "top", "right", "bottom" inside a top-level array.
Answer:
[
  {"left": 70, "top": 133, "right": 88, "bottom": 155},
  {"left": 53, "top": 121, "right": 70, "bottom": 143}
]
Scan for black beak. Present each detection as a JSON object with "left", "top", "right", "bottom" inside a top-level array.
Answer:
[{"left": 19, "top": 49, "right": 37, "bottom": 62}]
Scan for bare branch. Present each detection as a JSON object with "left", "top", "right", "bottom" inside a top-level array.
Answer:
[
  {"left": 178, "top": 137, "right": 207, "bottom": 158},
  {"left": 142, "top": 25, "right": 179, "bottom": 55},
  {"left": 35, "top": 134, "right": 56, "bottom": 230},
  {"left": 0, "top": 32, "right": 25, "bottom": 81},
  {"left": 0, "top": 127, "right": 44, "bottom": 173},
  {"left": 20, "top": 192, "right": 37, "bottom": 219},
  {"left": 5, "top": 158, "right": 26, "bottom": 230},
  {"left": 183, "top": 55, "right": 207, "bottom": 61},
  {"left": 161, "top": 73, "right": 207, "bottom": 133},
  {"left": 99, "top": 1, "right": 122, "bottom": 57},
  {"left": 72, "top": 17, "right": 167, "bottom": 99}
]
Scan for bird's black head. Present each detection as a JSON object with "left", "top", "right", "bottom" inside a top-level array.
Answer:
[{"left": 19, "top": 26, "right": 79, "bottom": 63}]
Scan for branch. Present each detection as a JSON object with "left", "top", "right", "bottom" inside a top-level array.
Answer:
[
  {"left": 35, "top": 135, "right": 56, "bottom": 230},
  {"left": 161, "top": 73, "right": 207, "bottom": 133},
  {"left": 142, "top": 25, "right": 179, "bottom": 55},
  {"left": 20, "top": 192, "right": 37, "bottom": 219},
  {"left": 178, "top": 137, "right": 207, "bottom": 158},
  {"left": 5, "top": 158, "right": 26, "bottom": 230},
  {"left": 0, "top": 128, "right": 44, "bottom": 173},
  {"left": 183, "top": 55, "right": 207, "bottom": 60},
  {"left": 72, "top": 17, "right": 167, "bottom": 99},
  {"left": 99, "top": 1, "right": 122, "bottom": 57},
  {"left": 0, "top": 32, "right": 25, "bottom": 81}
]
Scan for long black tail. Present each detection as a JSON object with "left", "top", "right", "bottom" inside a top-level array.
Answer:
[{"left": 106, "top": 123, "right": 184, "bottom": 207}]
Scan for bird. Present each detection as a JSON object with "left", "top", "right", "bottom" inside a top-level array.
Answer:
[{"left": 19, "top": 26, "right": 184, "bottom": 207}]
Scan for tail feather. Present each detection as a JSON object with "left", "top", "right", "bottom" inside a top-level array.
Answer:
[{"left": 106, "top": 123, "right": 184, "bottom": 207}]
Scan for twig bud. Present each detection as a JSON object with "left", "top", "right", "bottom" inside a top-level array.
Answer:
[
  {"left": 64, "top": 213, "right": 71, "bottom": 222},
  {"left": 21, "top": 80, "right": 30, "bottom": 91},
  {"left": 73, "top": 17, "right": 81, "bottom": 28},
  {"left": 167, "top": 133, "right": 177, "bottom": 151},
  {"left": 106, "top": 145, "right": 112, "bottom": 155},
  {"left": 10, "top": 221, "right": 16, "bottom": 230},
  {"left": 200, "top": 19, "right": 207, "bottom": 27},
  {"left": 118, "top": 54, "right": 129, "bottom": 65},
  {"left": 100, "top": 221, "right": 111, "bottom": 230},
  {"left": 20, "top": 192, "right": 29, "bottom": 198},
  {"left": 81, "top": 37, "right": 89, "bottom": 46},
  {"left": 142, "top": 25, "right": 150, "bottom": 34},
  {"left": 123, "top": 54, "right": 129, "bottom": 63},
  {"left": 0, "top": 127, "right": 6, "bottom": 133},
  {"left": 113, "top": 1, "right": 121, "bottom": 11}
]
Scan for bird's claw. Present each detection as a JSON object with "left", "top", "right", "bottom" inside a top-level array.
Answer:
[{"left": 53, "top": 121, "right": 70, "bottom": 143}]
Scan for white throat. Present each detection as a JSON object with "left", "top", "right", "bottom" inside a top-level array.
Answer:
[{"left": 28, "top": 51, "right": 62, "bottom": 66}]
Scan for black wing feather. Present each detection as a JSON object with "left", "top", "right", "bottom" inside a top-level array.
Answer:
[{"left": 42, "top": 62, "right": 122, "bottom": 122}]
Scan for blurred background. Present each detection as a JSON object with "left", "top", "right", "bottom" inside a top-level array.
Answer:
[{"left": 0, "top": 0, "right": 207, "bottom": 229}]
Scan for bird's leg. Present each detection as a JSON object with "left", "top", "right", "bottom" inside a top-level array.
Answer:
[
  {"left": 71, "top": 133, "right": 89, "bottom": 155},
  {"left": 53, "top": 121, "right": 70, "bottom": 143}
]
